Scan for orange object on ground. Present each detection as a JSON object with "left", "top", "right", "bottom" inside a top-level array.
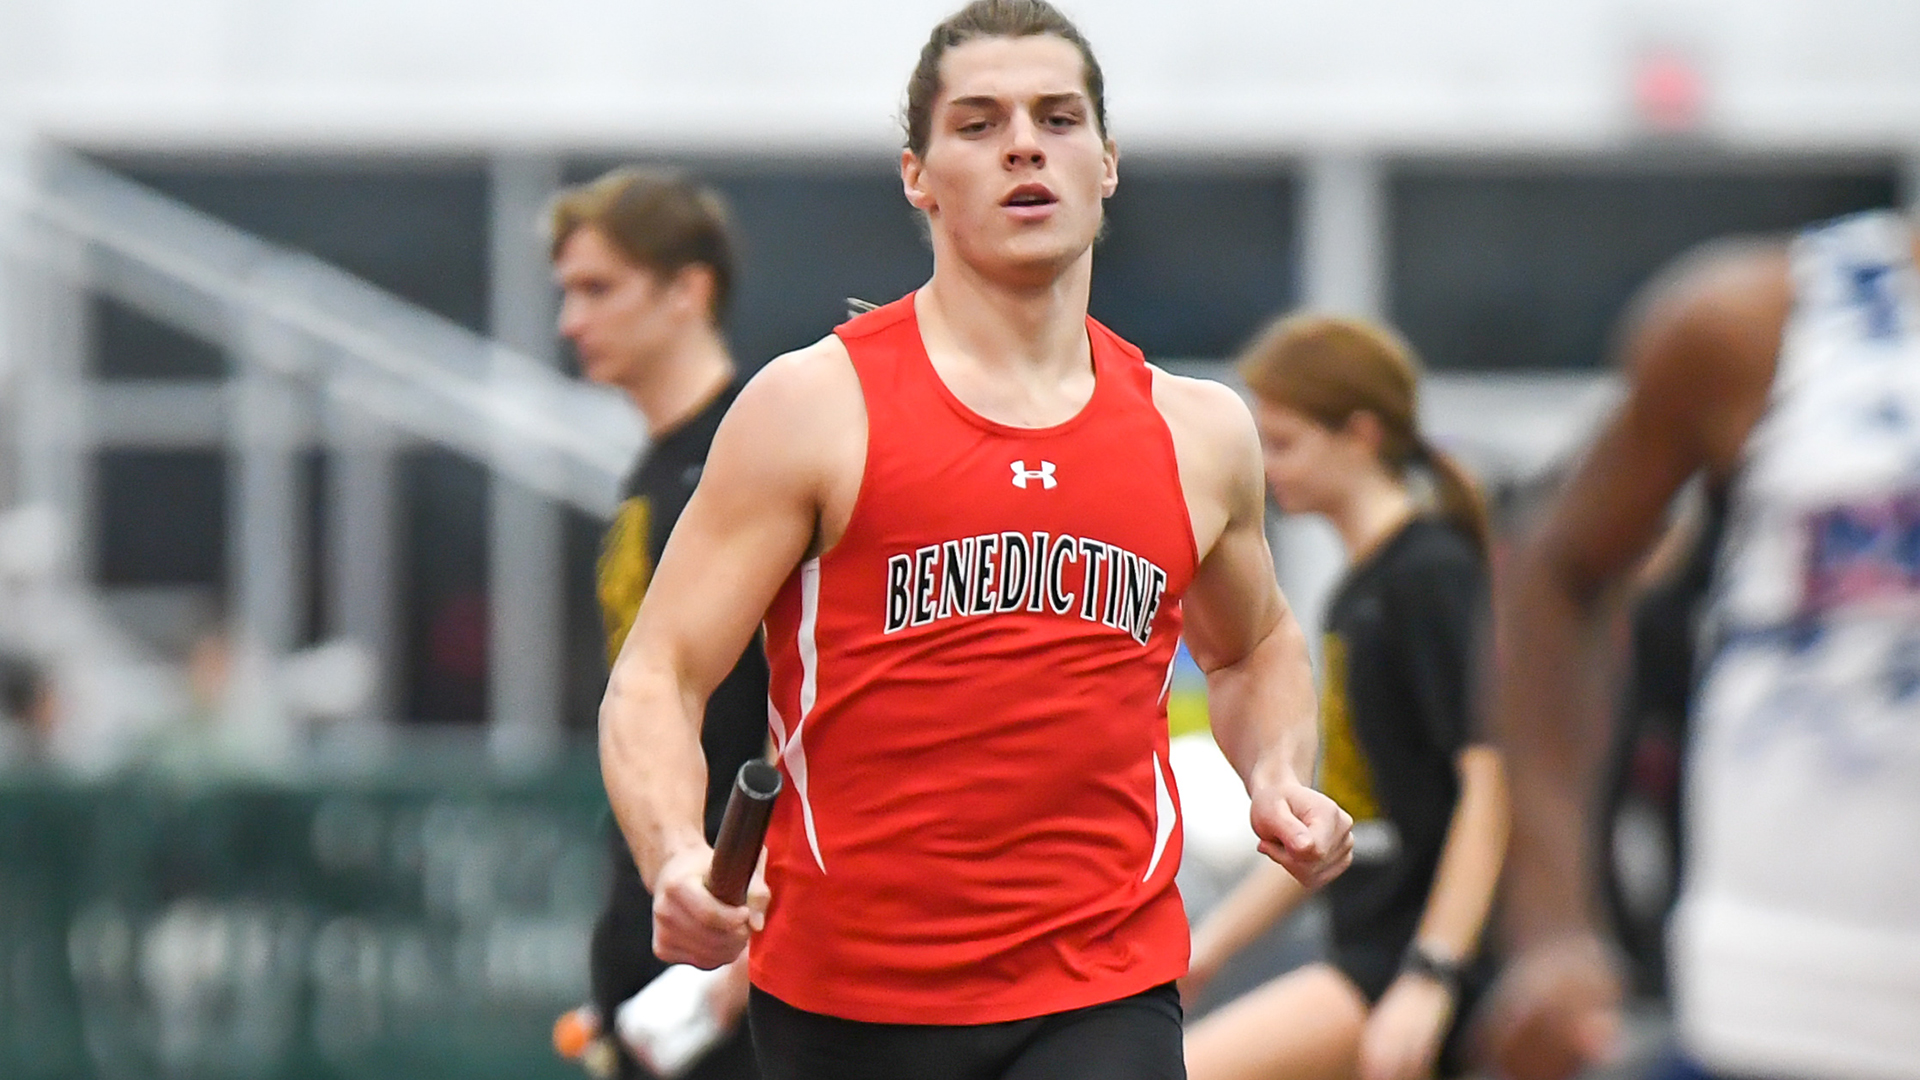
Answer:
[{"left": 553, "top": 1005, "right": 601, "bottom": 1060}]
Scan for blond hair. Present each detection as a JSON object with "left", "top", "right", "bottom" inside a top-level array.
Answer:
[{"left": 546, "top": 167, "right": 735, "bottom": 323}]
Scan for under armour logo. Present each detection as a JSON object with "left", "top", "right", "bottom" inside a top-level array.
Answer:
[{"left": 1010, "top": 460, "right": 1058, "bottom": 490}]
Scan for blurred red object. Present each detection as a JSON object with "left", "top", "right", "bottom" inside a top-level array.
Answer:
[{"left": 1634, "top": 46, "right": 1705, "bottom": 133}]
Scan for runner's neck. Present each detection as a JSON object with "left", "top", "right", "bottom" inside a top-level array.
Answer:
[{"left": 915, "top": 247, "right": 1094, "bottom": 381}]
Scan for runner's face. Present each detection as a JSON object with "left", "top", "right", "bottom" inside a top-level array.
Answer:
[
  {"left": 1254, "top": 399, "right": 1367, "bottom": 516},
  {"left": 903, "top": 35, "right": 1117, "bottom": 284},
  {"left": 554, "top": 227, "right": 681, "bottom": 390}
]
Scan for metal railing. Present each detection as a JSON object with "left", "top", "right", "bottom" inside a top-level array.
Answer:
[
  {"left": 0, "top": 142, "right": 638, "bottom": 512},
  {"left": 0, "top": 138, "right": 640, "bottom": 771}
]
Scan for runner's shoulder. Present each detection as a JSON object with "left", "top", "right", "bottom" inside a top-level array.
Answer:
[
  {"left": 1148, "top": 366, "right": 1259, "bottom": 461},
  {"left": 1147, "top": 365, "right": 1263, "bottom": 517},
  {"left": 727, "top": 335, "right": 862, "bottom": 435},
  {"left": 742, "top": 334, "right": 856, "bottom": 405},
  {"left": 1150, "top": 363, "right": 1254, "bottom": 429}
]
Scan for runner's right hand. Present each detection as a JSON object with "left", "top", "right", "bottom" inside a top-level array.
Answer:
[
  {"left": 651, "top": 846, "right": 757, "bottom": 970},
  {"left": 1250, "top": 777, "right": 1353, "bottom": 889}
]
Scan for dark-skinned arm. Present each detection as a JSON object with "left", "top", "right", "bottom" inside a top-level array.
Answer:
[{"left": 1479, "top": 240, "right": 1788, "bottom": 1080}]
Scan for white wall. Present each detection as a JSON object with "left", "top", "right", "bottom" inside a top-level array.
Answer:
[{"left": 2, "top": 0, "right": 1917, "bottom": 154}]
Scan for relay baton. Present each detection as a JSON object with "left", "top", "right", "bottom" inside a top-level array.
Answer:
[{"left": 704, "top": 759, "right": 781, "bottom": 906}]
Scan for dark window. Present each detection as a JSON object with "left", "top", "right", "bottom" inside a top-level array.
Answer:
[
  {"left": 710, "top": 171, "right": 935, "bottom": 367},
  {"left": 1390, "top": 161, "right": 1899, "bottom": 371},
  {"left": 1092, "top": 169, "right": 1299, "bottom": 359},
  {"left": 401, "top": 448, "right": 490, "bottom": 725},
  {"left": 96, "top": 155, "right": 491, "bottom": 333},
  {"left": 95, "top": 450, "right": 226, "bottom": 586},
  {"left": 93, "top": 297, "right": 228, "bottom": 380}
]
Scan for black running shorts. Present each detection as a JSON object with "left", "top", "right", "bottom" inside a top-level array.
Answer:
[{"left": 748, "top": 982, "right": 1185, "bottom": 1080}]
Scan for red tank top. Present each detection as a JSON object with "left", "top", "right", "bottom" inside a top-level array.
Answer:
[{"left": 750, "top": 295, "right": 1199, "bottom": 1024}]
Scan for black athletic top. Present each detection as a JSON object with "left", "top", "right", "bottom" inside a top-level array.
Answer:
[
  {"left": 1315, "top": 515, "right": 1489, "bottom": 1003},
  {"left": 597, "top": 378, "right": 770, "bottom": 837},
  {"left": 591, "top": 378, "right": 768, "bottom": 1079}
]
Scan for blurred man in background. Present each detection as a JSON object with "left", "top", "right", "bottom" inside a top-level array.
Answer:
[
  {"left": 550, "top": 167, "right": 767, "bottom": 1080},
  {"left": 1483, "top": 210, "right": 1920, "bottom": 1080}
]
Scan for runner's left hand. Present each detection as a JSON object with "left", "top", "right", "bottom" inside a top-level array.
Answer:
[
  {"left": 1358, "top": 972, "right": 1453, "bottom": 1080},
  {"left": 1250, "top": 778, "right": 1353, "bottom": 888}
]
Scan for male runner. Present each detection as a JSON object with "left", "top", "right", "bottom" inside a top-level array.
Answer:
[
  {"left": 1482, "top": 210, "right": 1920, "bottom": 1080},
  {"left": 551, "top": 167, "right": 765, "bottom": 1080},
  {"left": 600, "top": 3, "right": 1353, "bottom": 1078}
]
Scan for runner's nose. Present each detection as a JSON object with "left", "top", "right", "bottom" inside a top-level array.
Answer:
[{"left": 1005, "top": 113, "right": 1045, "bottom": 169}]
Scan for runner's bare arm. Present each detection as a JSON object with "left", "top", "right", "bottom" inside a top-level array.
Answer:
[
  {"left": 1155, "top": 371, "right": 1352, "bottom": 887},
  {"left": 1481, "top": 241, "right": 1785, "bottom": 1080},
  {"left": 1174, "top": 382, "right": 1312, "bottom": 782},
  {"left": 1494, "top": 240, "right": 1785, "bottom": 948},
  {"left": 600, "top": 335, "right": 862, "bottom": 967}
]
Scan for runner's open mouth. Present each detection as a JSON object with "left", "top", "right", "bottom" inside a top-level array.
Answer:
[{"left": 1003, "top": 185, "right": 1058, "bottom": 207}]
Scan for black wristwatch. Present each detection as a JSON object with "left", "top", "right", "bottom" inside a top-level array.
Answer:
[{"left": 1400, "top": 942, "right": 1465, "bottom": 995}]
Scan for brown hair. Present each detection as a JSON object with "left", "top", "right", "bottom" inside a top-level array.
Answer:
[
  {"left": 904, "top": 0, "right": 1108, "bottom": 158},
  {"left": 1239, "top": 313, "right": 1491, "bottom": 555},
  {"left": 546, "top": 167, "right": 735, "bottom": 323}
]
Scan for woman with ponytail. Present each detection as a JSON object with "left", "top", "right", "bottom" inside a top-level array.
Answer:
[{"left": 1184, "top": 315, "right": 1509, "bottom": 1080}]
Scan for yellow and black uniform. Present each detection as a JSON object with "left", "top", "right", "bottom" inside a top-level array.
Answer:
[
  {"left": 1317, "top": 515, "right": 1490, "bottom": 1073},
  {"left": 591, "top": 378, "right": 767, "bottom": 1080}
]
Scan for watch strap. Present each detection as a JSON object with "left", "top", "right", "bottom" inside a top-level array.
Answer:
[{"left": 1401, "top": 942, "right": 1465, "bottom": 994}]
